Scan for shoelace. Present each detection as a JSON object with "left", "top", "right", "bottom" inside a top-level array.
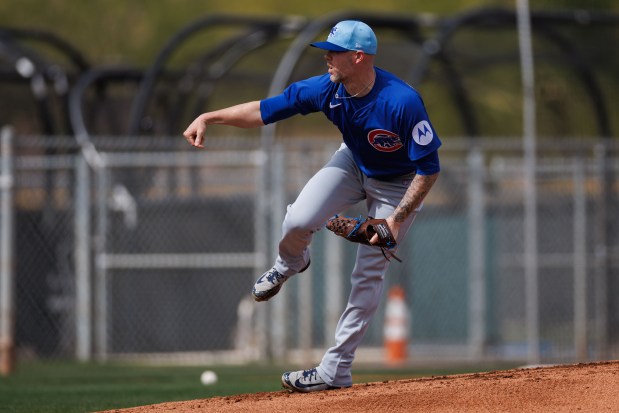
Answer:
[
  {"left": 302, "top": 368, "right": 319, "bottom": 381},
  {"left": 265, "top": 269, "right": 285, "bottom": 284}
]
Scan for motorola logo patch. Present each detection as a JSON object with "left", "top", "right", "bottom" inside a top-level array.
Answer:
[{"left": 412, "top": 120, "right": 433, "bottom": 146}]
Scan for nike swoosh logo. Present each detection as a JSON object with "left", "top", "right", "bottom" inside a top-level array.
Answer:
[
  {"left": 329, "top": 102, "right": 342, "bottom": 108},
  {"left": 294, "top": 378, "right": 326, "bottom": 389}
]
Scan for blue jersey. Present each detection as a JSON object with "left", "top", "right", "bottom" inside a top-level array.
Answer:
[{"left": 260, "top": 67, "right": 441, "bottom": 179}]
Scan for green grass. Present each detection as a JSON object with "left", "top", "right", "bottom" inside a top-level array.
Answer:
[{"left": 0, "top": 360, "right": 518, "bottom": 413}]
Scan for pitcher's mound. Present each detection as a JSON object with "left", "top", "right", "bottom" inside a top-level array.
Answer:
[{"left": 100, "top": 360, "right": 619, "bottom": 413}]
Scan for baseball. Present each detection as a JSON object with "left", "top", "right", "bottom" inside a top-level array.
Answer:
[{"left": 200, "top": 370, "right": 218, "bottom": 385}]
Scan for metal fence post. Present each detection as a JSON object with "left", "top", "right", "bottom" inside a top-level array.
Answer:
[
  {"left": 254, "top": 148, "right": 269, "bottom": 361},
  {"left": 270, "top": 145, "right": 287, "bottom": 360},
  {"left": 467, "top": 146, "right": 486, "bottom": 360},
  {"left": 297, "top": 151, "right": 314, "bottom": 364},
  {"left": 75, "top": 155, "right": 92, "bottom": 361},
  {"left": 517, "top": 0, "right": 540, "bottom": 365},
  {"left": 94, "top": 160, "right": 109, "bottom": 361},
  {"left": 593, "top": 143, "right": 609, "bottom": 359},
  {"left": 0, "top": 126, "right": 15, "bottom": 375},
  {"left": 572, "top": 156, "right": 587, "bottom": 361}
]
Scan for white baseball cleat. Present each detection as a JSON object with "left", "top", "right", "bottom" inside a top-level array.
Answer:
[
  {"left": 281, "top": 368, "right": 343, "bottom": 393},
  {"left": 252, "top": 267, "right": 288, "bottom": 302},
  {"left": 251, "top": 261, "right": 310, "bottom": 302}
]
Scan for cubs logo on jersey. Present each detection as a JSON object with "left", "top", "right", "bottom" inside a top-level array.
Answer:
[{"left": 367, "top": 129, "right": 403, "bottom": 152}]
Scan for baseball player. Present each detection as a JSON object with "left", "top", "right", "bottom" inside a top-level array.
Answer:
[{"left": 183, "top": 20, "right": 441, "bottom": 392}]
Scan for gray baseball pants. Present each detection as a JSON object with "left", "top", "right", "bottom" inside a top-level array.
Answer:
[{"left": 273, "top": 143, "right": 419, "bottom": 388}]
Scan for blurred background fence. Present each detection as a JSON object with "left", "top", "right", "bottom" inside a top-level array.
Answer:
[
  {"left": 1, "top": 7, "right": 619, "bottom": 370},
  {"left": 2, "top": 133, "right": 618, "bottom": 367}
]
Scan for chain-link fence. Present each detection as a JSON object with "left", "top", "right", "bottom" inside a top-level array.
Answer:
[{"left": 1, "top": 130, "right": 618, "bottom": 367}]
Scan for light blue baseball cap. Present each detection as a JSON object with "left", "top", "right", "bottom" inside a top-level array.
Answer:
[{"left": 311, "top": 20, "right": 377, "bottom": 55}]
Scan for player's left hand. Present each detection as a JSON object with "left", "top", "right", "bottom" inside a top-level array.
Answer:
[{"left": 369, "top": 216, "right": 399, "bottom": 245}]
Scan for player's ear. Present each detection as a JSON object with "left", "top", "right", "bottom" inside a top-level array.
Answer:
[{"left": 354, "top": 51, "right": 365, "bottom": 63}]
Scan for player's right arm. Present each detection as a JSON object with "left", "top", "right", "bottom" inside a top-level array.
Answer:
[
  {"left": 184, "top": 75, "right": 327, "bottom": 148},
  {"left": 183, "top": 101, "right": 264, "bottom": 148}
]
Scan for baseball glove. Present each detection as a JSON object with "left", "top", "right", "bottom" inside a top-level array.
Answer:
[{"left": 326, "top": 215, "right": 402, "bottom": 262}]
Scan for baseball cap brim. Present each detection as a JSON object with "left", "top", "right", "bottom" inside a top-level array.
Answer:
[{"left": 310, "top": 41, "right": 351, "bottom": 52}]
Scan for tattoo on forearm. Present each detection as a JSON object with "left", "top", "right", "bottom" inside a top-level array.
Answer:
[{"left": 393, "top": 173, "right": 439, "bottom": 223}]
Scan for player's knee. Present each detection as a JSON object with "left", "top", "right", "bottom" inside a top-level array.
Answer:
[
  {"left": 282, "top": 207, "right": 318, "bottom": 235},
  {"left": 282, "top": 216, "right": 311, "bottom": 236}
]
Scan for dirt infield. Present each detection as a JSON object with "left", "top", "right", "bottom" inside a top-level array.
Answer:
[{"left": 101, "top": 360, "right": 619, "bottom": 413}]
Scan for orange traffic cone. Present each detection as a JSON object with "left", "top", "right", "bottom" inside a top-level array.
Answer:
[{"left": 384, "top": 285, "right": 409, "bottom": 364}]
